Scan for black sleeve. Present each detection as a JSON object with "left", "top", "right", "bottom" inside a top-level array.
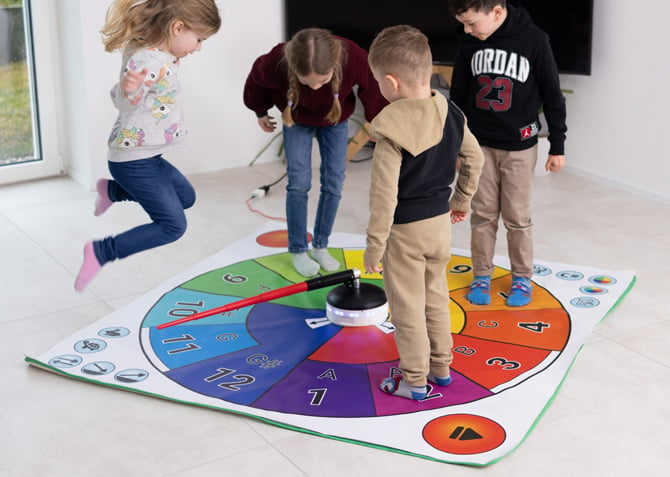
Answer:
[
  {"left": 449, "top": 40, "right": 469, "bottom": 110},
  {"left": 535, "top": 34, "right": 567, "bottom": 155}
]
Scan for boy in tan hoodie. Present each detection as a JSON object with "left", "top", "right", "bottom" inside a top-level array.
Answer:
[{"left": 364, "top": 25, "right": 484, "bottom": 400}]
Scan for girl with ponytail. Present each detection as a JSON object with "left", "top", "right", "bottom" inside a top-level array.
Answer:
[{"left": 244, "top": 28, "right": 387, "bottom": 277}]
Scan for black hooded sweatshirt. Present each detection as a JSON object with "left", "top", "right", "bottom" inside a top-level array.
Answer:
[{"left": 450, "top": 5, "right": 567, "bottom": 155}]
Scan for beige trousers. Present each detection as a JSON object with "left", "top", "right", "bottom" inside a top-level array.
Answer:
[
  {"left": 470, "top": 145, "right": 538, "bottom": 278},
  {"left": 383, "top": 214, "right": 454, "bottom": 387}
]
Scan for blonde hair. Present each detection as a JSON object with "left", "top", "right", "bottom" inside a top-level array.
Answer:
[
  {"left": 368, "top": 25, "right": 433, "bottom": 87},
  {"left": 101, "top": 0, "right": 221, "bottom": 53},
  {"left": 282, "top": 28, "right": 345, "bottom": 126}
]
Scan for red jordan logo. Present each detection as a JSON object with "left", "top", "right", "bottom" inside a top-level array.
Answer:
[{"left": 519, "top": 122, "right": 538, "bottom": 140}]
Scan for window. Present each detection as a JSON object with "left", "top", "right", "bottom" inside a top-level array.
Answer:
[{"left": 0, "top": 0, "right": 61, "bottom": 185}]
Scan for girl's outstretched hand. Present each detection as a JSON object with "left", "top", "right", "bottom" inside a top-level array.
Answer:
[{"left": 121, "top": 67, "right": 148, "bottom": 94}]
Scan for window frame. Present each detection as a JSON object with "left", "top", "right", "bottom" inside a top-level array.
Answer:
[{"left": 0, "top": 0, "right": 62, "bottom": 185}]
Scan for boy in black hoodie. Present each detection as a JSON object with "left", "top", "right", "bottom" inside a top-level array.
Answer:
[{"left": 448, "top": 0, "right": 567, "bottom": 307}]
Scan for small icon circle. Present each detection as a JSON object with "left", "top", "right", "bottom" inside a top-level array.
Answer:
[
  {"left": 74, "top": 339, "right": 107, "bottom": 354},
  {"left": 81, "top": 361, "right": 116, "bottom": 376},
  {"left": 114, "top": 369, "right": 149, "bottom": 383},
  {"left": 579, "top": 285, "right": 608, "bottom": 295},
  {"left": 533, "top": 264, "right": 552, "bottom": 276},
  {"left": 556, "top": 271, "right": 584, "bottom": 281},
  {"left": 589, "top": 275, "right": 617, "bottom": 286},
  {"left": 570, "top": 296, "right": 601, "bottom": 308},
  {"left": 49, "top": 355, "right": 83, "bottom": 368},
  {"left": 98, "top": 327, "right": 130, "bottom": 338}
]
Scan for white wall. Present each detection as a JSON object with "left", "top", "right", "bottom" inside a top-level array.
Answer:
[
  {"left": 54, "top": 0, "right": 91, "bottom": 185},
  {"left": 58, "top": 0, "right": 669, "bottom": 202},
  {"left": 558, "top": 0, "right": 669, "bottom": 202}
]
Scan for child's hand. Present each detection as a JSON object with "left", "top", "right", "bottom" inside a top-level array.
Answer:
[
  {"left": 121, "top": 67, "right": 148, "bottom": 94},
  {"left": 450, "top": 210, "right": 468, "bottom": 223},
  {"left": 258, "top": 115, "right": 277, "bottom": 132},
  {"left": 545, "top": 154, "right": 566, "bottom": 173},
  {"left": 364, "top": 260, "right": 383, "bottom": 274}
]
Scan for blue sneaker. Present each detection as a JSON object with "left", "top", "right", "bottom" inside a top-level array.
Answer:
[
  {"left": 466, "top": 276, "right": 491, "bottom": 305},
  {"left": 506, "top": 277, "right": 532, "bottom": 307}
]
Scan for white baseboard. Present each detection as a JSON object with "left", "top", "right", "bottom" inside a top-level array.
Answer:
[{"left": 564, "top": 165, "right": 670, "bottom": 205}]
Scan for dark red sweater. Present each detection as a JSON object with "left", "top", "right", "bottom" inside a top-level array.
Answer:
[{"left": 243, "top": 37, "right": 387, "bottom": 126}]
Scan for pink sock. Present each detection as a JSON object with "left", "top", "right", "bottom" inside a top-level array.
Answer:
[
  {"left": 75, "top": 242, "right": 102, "bottom": 291},
  {"left": 94, "top": 179, "right": 113, "bottom": 216}
]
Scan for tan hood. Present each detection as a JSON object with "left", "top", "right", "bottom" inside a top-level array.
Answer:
[{"left": 371, "top": 91, "right": 448, "bottom": 157}]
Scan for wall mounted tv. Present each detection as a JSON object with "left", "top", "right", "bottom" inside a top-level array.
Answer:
[{"left": 284, "top": 0, "right": 593, "bottom": 75}]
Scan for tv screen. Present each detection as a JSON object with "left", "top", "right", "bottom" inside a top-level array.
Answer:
[{"left": 284, "top": 0, "right": 593, "bottom": 75}]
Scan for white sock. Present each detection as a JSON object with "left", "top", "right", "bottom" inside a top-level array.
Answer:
[
  {"left": 310, "top": 247, "right": 340, "bottom": 272},
  {"left": 427, "top": 373, "right": 452, "bottom": 387},
  {"left": 291, "top": 252, "right": 320, "bottom": 277},
  {"left": 380, "top": 376, "right": 427, "bottom": 400}
]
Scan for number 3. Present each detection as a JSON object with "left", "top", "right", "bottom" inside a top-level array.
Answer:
[{"left": 486, "top": 357, "right": 521, "bottom": 370}]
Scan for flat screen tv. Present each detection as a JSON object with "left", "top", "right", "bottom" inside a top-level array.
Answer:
[{"left": 284, "top": 0, "right": 593, "bottom": 75}]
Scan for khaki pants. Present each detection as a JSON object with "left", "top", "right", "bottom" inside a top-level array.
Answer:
[
  {"left": 470, "top": 145, "right": 538, "bottom": 278},
  {"left": 383, "top": 214, "right": 454, "bottom": 388}
]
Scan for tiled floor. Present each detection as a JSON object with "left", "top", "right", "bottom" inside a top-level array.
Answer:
[{"left": 2, "top": 153, "right": 669, "bottom": 476}]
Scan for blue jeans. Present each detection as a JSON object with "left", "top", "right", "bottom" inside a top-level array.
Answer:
[
  {"left": 282, "top": 121, "right": 348, "bottom": 253},
  {"left": 94, "top": 156, "right": 195, "bottom": 264}
]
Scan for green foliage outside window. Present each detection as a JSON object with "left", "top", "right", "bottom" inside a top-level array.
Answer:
[{"left": 0, "top": 0, "right": 35, "bottom": 164}]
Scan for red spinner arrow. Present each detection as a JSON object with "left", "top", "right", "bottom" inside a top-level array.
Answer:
[{"left": 157, "top": 268, "right": 360, "bottom": 329}]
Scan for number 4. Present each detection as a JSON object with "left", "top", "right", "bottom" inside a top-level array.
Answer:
[{"left": 518, "top": 321, "right": 550, "bottom": 333}]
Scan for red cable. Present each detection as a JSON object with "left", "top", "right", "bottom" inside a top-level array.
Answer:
[{"left": 246, "top": 197, "right": 286, "bottom": 222}]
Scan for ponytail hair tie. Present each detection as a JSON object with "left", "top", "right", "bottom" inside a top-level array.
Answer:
[
  {"left": 333, "top": 93, "right": 339, "bottom": 99},
  {"left": 287, "top": 99, "right": 294, "bottom": 107}
]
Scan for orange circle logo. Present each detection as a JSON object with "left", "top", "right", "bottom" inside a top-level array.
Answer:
[
  {"left": 423, "top": 414, "right": 506, "bottom": 455},
  {"left": 256, "top": 230, "right": 313, "bottom": 248}
]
